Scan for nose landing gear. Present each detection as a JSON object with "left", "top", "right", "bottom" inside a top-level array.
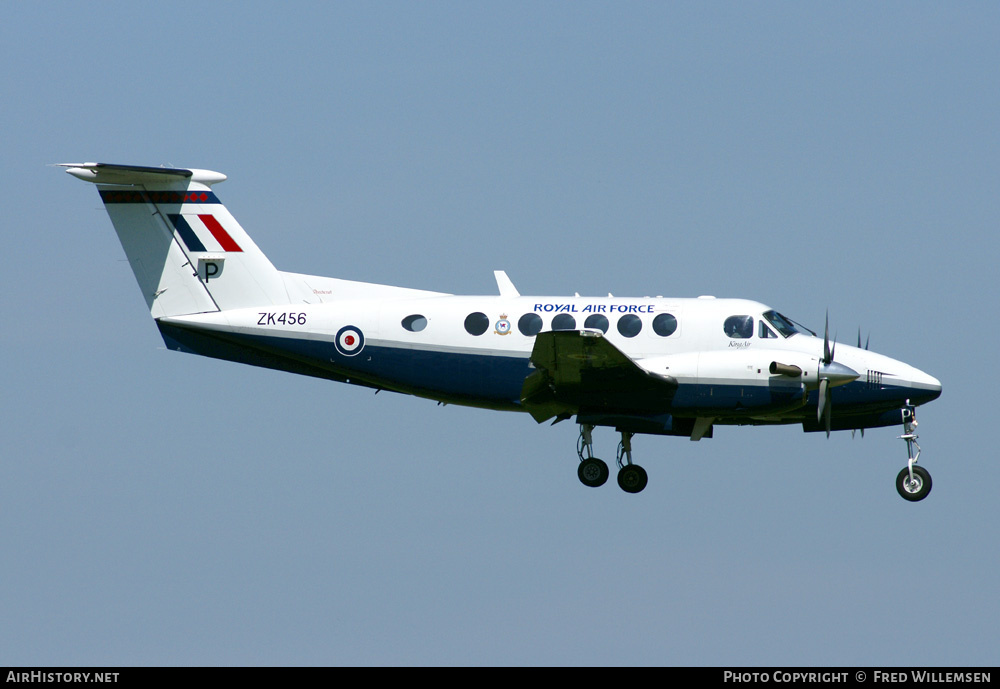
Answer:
[
  {"left": 896, "top": 404, "right": 932, "bottom": 502},
  {"left": 576, "top": 425, "right": 647, "bottom": 493}
]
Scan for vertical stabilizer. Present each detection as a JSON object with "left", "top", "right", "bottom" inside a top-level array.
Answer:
[{"left": 62, "top": 163, "right": 288, "bottom": 318}]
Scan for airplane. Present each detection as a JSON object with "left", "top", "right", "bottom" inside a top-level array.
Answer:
[{"left": 61, "top": 162, "right": 942, "bottom": 500}]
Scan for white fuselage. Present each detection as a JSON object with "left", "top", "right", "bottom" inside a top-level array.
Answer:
[{"left": 159, "top": 278, "right": 941, "bottom": 428}]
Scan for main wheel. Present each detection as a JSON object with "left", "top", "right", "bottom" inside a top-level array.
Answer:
[
  {"left": 896, "top": 465, "right": 932, "bottom": 502},
  {"left": 578, "top": 457, "right": 609, "bottom": 487},
  {"left": 617, "top": 464, "right": 648, "bottom": 494}
]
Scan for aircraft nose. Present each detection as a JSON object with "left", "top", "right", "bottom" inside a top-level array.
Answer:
[{"left": 910, "top": 369, "right": 942, "bottom": 405}]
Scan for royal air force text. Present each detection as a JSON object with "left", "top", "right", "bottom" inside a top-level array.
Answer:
[{"left": 533, "top": 303, "right": 655, "bottom": 314}]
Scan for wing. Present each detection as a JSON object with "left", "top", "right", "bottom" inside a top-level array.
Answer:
[{"left": 520, "top": 330, "right": 677, "bottom": 423}]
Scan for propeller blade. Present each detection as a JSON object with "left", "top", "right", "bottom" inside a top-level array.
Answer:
[
  {"left": 824, "top": 390, "right": 832, "bottom": 438},
  {"left": 858, "top": 328, "right": 870, "bottom": 351},
  {"left": 817, "top": 378, "right": 829, "bottom": 423},
  {"left": 823, "top": 312, "right": 831, "bottom": 364},
  {"left": 817, "top": 378, "right": 832, "bottom": 438}
]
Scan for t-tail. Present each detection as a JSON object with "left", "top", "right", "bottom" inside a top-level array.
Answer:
[{"left": 61, "top": 163, "right": 287, "bottom": 318}]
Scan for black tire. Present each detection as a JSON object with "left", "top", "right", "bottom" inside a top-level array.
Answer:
[
  {"left": 617, "top": 464, "right": 648, "bottom": 494},
  {"left": 578, "top": 457, "right": 609, "bottom": 488},
  {"left": 896, "top": 465, "right": 932, "bottom": 502}
]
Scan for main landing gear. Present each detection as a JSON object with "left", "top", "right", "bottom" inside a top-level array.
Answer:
[
  {"left": 577, "top": 424, "right": 648, "bottom": 493},
  {"left": 896, "top": 404, "right": 932, "bottom": 502}
]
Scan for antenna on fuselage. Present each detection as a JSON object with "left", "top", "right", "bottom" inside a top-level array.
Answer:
[{"left": 494, "top": 271, "right": 520, "bottom": 298}]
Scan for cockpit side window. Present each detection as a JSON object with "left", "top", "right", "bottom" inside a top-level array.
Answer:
[
  {"left": 724, "top": 315, "right": 754, "bottom": 339},
  {"left": 759, "top": 321, "right": 778, "bottom": 338},
  {"left": 762, "top": 310, "right": 800, "bottom": 338}
]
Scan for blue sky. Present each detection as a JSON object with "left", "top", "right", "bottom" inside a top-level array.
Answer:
[{"left": 2, "top": 2, "right": 997, "bottom": 666}]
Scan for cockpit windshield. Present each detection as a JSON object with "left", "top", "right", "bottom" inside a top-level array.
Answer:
[{"left": 762, "top": 310, "right": 801, "bottom": 338}]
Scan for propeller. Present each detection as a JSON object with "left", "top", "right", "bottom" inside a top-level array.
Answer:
[
  {"left": 823, "top": 311, "right": 834, "bottom": 365},
  {"left": 816, "top": 311, "right": 860, "bottom": 437},
  {"left": 817, "top": 379, "right": 832, "bottom": 436}
]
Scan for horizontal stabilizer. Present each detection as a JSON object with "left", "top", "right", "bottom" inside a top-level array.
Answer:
[{"left": 59, "top": 163, "right": 226, "bottom": 186}]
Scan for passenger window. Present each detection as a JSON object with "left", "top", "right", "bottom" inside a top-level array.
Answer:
[
  {"left": 464, "top": 312, "right": 490, "bottom": 336},
  {"left": 401, "top": 314, "right": 427, "bottom": 332},
  {"left": 551, "top": 313, "right": 576, "bottom": 331},
  {"left": 518, "top": 313, "right": 543, "bottom": 336},
  {"left": 617, "top": 314, "right": 642, "bottom": 338},
  {"left": 584, "top": 314, "right": 609, "bottom": 333},
  {"left": 652, "top": 313, "right": 677, "bottom": 337},
  {"left": 759, "top": 321, "right": 777, "bottom": 338},
  {"left": 724, "top": 315, "right": 754, "bottom": 339}
]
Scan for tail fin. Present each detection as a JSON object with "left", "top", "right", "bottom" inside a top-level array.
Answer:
[{"left": 62, "top": 163, "right": 287, "bottom": 318}]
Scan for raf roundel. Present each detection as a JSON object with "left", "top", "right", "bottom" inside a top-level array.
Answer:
[{"left": 335, "top": 325, "right": 365, "bottom": 357}]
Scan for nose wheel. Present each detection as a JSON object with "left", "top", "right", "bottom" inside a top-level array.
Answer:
[
  {"left": 896, "top": 404, "right": 932, "bottom": 502},
  {"left": 896, "top": 465, "right": 931, "bottom": 502},
  {"left": 576, "top": 425, "right": 647, "bottom": 493}
]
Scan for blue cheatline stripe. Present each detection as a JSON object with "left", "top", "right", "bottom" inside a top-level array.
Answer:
[
  {"left": 99, "top": 190, "right": 220, "bottom": 204},
  {"left": 156, "top": 322, "right": 932, "bottom": 425},
  {"left": 167, "top": 214, "right": 207, "bottom": 252}
]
